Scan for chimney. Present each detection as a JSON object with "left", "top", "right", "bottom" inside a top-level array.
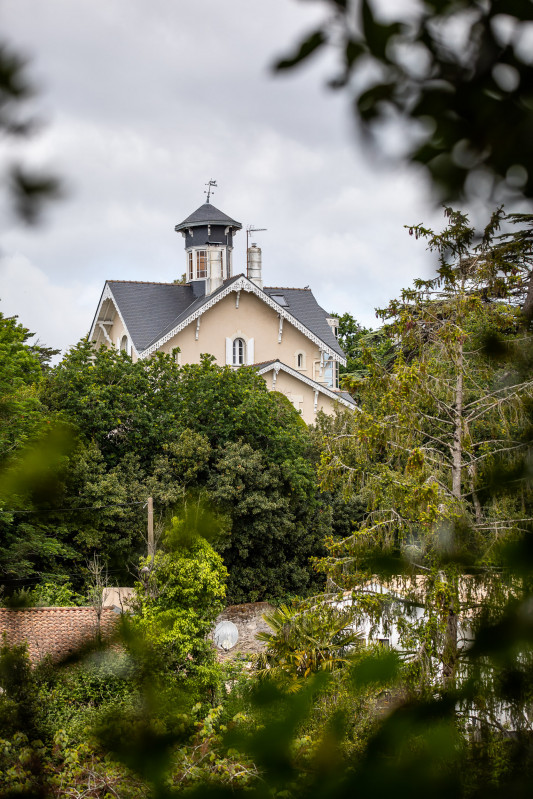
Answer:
[{"left": 248, "top": 243, "right": 263, "bottom": 289}]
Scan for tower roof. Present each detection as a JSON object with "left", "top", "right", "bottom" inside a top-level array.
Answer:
[{"left": 174, "top": 202, "right": 242, "bottom": 232}]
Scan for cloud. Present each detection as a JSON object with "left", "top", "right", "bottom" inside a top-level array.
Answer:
[
  {"left": 0, "top": 0, "right": 447, "bottom": 351},
  {"left": 0, "top": 253, "right": 100, "bottom": 355}
]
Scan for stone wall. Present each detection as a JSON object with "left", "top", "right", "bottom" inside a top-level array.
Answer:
[
  {"left": 214, "top": 602, "right": 275, "bottom": 661},
  {"left": 0, "top": 607, "right": 119, "bottom": 664}
]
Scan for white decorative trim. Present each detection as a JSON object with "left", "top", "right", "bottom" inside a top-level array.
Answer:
[
  {"left": 89, "top": 283, "right": 139, "bottom": 358},
  {"left": 256, "top": 360, "right": 358, "bottom": 411},
  {"left": 278, "top": 314, "right": 283, "bottom": 343},
  {"left": 139, "top": 276, "right": 346, "bottom": 363},
  {"left": 98, "top": 322, "right": 112, "bottom": 345},
  {"left": 195, "top": 316, "right": 201, "bottom": 341},
  {"left": 294, "top": 350, "right": 306, "bottom": 370},
  {"left": 235, "top": 290, "right": 240, "bottom": 308},
  {"left": 314, "top": 389, "right": 319, "bottom": 413}
]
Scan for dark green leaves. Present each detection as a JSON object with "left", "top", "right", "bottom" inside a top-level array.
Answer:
[
  {"left": 274, "top": 30, "right": 326, "bottom": 71},
  {"left": 276, "top": 0, "right": 533, "bottom": 202}
]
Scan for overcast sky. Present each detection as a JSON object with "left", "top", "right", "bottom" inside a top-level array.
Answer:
[{"left": 0, "top": 0, "right": 446, "bottom": 356}]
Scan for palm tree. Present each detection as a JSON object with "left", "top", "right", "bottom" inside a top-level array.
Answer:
[{"left": 256, "top": 601, "right": 363, "bottom": 687}]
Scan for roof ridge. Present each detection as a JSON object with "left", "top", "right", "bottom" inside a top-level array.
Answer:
[
  {"left": 108, "top": 279, "right": 181, "bottom": 286},
  {"left": 265, "top": 286, "right": 310, "bottom": 291}
]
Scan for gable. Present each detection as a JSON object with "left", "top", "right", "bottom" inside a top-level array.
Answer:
[
  {"left": 139, "top": 275, "right": 347, "bottom": 364},
  {"left": 89, "top": 281, "right": 197, "bottom": 354},
  {"left": 255, "top": 360, "right": 357, "bottom": 411}
]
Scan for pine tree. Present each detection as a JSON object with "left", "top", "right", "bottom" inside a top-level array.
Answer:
[{"left": 318, "top": 208, "right": 533, "bottom": 714}]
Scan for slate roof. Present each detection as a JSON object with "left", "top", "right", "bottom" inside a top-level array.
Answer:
[
  {"left": 100, "top": 276, "right": 346, "bottom": 360},
  {"left": 174, "top": 202, "right": 242, "bottom": 232},
  {"left": 263, "top": 287, "right": 344, "bottom": 358},
  {"left": 106, "top": 281, "right": 197, "bottom": 352}
]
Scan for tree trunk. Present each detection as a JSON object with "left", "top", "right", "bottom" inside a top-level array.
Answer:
[
  {"left": 522, "top": 269, "right": 533, "bottom": 321},
  {"left": 451, "top": 338, "right": 464, "bottom": 501},
  {"left": 443, "top": 337, "right": 464, "bottom": 689},
  {"left": 442, "top": 604, "right": 458, "bottom": 689}
]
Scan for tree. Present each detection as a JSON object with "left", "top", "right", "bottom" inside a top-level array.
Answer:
[
  {"left": 276, "top": 0, "right": 533, "bottom": 203},
  {"left": 41, "top": 347, "right": 329, "bottom": 599},
  {"left": 331, "top": 312, "right": 396, "bottom": 399},
  {"left": 132, "top": 515, "right": 227, "bottom": 689},
  {"left": 0, "top": 311, "right": 48, "bottom": 461},
  {"left": 318, "top": 207, "right": 533, "bottom": 709},
  {"left": 208, "top": 440, "right": 328, "bottom": 603},
  {"left": 256, "top": 601, "right": 363, "bottom": 683}
]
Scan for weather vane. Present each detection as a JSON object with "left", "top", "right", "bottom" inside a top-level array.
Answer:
[{"left": 204, "top": 179, "right": 217, "bottom": 203}]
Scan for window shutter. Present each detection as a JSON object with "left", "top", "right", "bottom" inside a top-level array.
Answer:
[
  {"left": 225, "top": 337, "right": 232, "bottom": 365},
  {"left": 116, "top": 336, "right": 121, "bottom": 350},
  {"left": 247, "top": 337, "right": 254, "bottom": 365},
  {"left": 127, "top": 338, "right": 132, "bottom": 356}
]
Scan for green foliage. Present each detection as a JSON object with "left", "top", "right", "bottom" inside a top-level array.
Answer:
[
  {"left": 0, "top": 639, "right": 38, "bottom": 738},
  {"left": 0, "top": 311, "right": 47, "bottom": 461},
  {"left": 0, "top": 311, "right": 78, "bottom": 583},
  {"left": 29, "top": 580, "right": 85, "bottom": 607},
  {"left": 132, "top": 517, "right": 227, "bottom": 678},
  {"left": 256, "top": 601, "right": 363, "bottom": 683},
  {"left": 209, "top": 440, "right": 327, "bottom": 602},
  {"left": 38, "top": 348, "right": 328, "bottom": 598},
  {"left": 317, "top": 208, "right": 533, "bottom": 742},
  {"left": 276, "top": 1, "right": 533, "bottom": 203},
  {"left": 333, "top": 312, "right": 395, "bottom": 385}
]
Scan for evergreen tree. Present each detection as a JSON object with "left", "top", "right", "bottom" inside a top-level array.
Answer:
[{"left": 318, "top": 208, "right": 533, "bottom": 719}]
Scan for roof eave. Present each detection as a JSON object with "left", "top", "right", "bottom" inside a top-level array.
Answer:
[
  {"left": 256, "top": 360, "right": 358, "bottom": 410},
  {"left": 139, "top": 276, "right": 347, "bottom": 363}
]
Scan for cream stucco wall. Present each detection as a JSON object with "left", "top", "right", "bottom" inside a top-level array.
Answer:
[
  {"left": 159, "top": 290, "right": 331, "bottom": 384},
  {"left": 265, "top": 369, "right": 340, "bottom": 424},
  {"left": 91, "top": 286, "right": 349, "bottom": 423}
]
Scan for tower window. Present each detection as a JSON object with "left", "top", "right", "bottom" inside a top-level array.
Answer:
[
  {"left": 233, "top": 337, "right": 245, "bottom": 366},
  {"left": 196, "top": 250, "right": 207, "bottom": 278}
]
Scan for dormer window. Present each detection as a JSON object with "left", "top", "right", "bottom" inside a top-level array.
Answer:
[
  {"left": 188, "top": 252, "right": 193, "bottom": 281},
  {"left": 327, "top": 317, "right": 339, "bottom": 338},
  {"left": 233, "top": 337, "right": 245, "bottom": 366}
]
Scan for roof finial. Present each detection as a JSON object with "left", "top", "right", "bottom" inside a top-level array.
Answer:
[{"left": 204, "top": 179, "right": 217, "bottom": 204}]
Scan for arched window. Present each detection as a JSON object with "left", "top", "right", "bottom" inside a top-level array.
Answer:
[
  {"left": 120, "top": 335, "right": 128, "bottom": 353},
  {"left": 233, "top": 337, "right": 245, "bottom": 366},
  {"left": 295, "top": 351, "right": 306, "bottom": 370}
]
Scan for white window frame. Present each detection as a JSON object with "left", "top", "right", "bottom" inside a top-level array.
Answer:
[
  {"left": 233, "top": 337, "right": 245, "bottom": 366},
  {"left": 119, "top": 334, "right": 131, "bottom": 355},
  {"left": 295, "top": 351, "right": 306, "bottom": 370},
  {"left": 196, "top": 250, "right": 207, "bottom": 278},
  {"left": 226, "top": 334, "right": 255, "bottom": 367}
]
